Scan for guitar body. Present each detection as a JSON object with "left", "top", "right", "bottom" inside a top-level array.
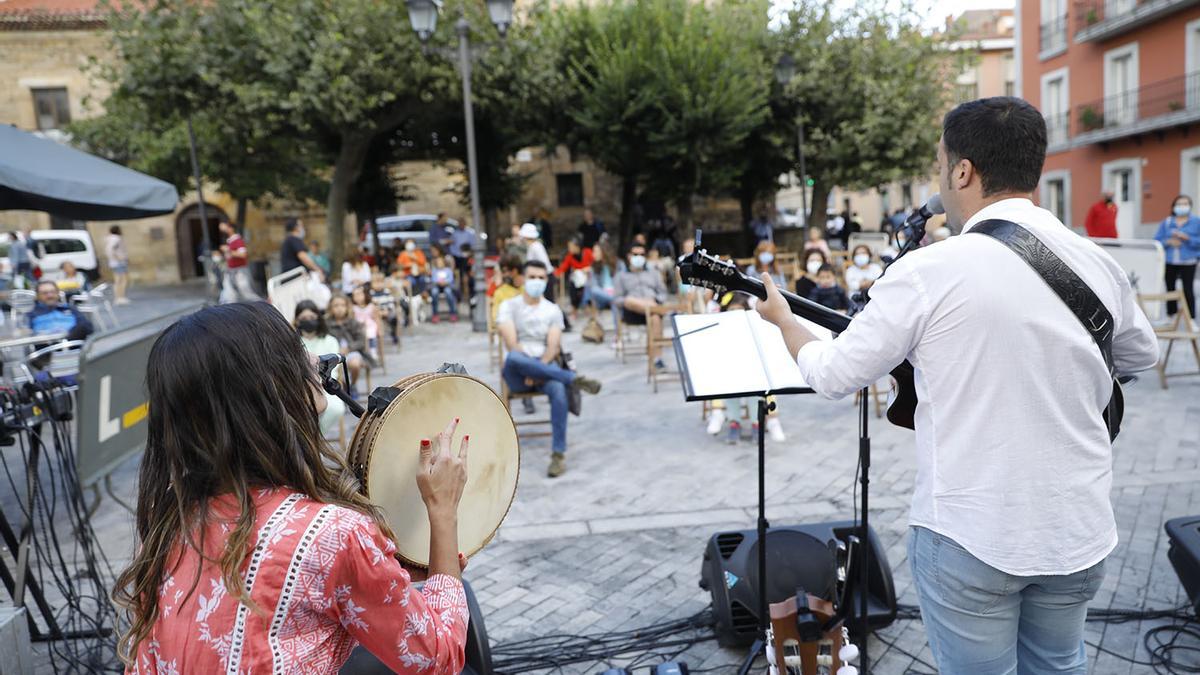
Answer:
[{"left": 679, "top": 251, "right": 919, "bottom": 431}]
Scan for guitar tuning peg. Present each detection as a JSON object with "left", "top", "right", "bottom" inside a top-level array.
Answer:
[
  {"left": 839, "top": 644, "right": 860, "bottom": 663},
  {"left": 836, "top": 666, "right": 858, "bottom": 675}
]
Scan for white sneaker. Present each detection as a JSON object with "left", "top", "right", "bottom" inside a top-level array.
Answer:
[
  {"left": 706, "top": 409, "right": 726, "bottom": 435},
  {"left": 766, "top": 417, "right": 786, "bottom": 442}
]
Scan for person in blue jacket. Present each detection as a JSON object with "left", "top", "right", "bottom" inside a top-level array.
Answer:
[
  {"left": 1154, "top": 194, "right": 1200, "bottom": 325},
  {"left": 28, "top": 280, "right": 94, "bottom": 340}
]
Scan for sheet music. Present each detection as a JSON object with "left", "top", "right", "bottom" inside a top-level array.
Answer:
[{"left": 673, "top": 310, "right": 831, "bottom": 400}]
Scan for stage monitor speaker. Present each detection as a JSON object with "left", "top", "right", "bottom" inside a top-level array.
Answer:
[
  {"left": 699, "top": 521, "right": 896, "bottom": 647},
  {"left": 1166, "top": 515, "right": 1200, "bottom": 617}
]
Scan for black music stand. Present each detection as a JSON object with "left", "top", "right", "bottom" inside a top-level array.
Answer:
[{"left": 671, "top": 311, "right": 818, "bottom": 674}]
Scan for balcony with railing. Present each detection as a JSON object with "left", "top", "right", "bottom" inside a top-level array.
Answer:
[
  {"left": 1045, "top": 111, "right": 1072, "bottom": 150},
  {"left": 1073, "top": 0, "right": 1200, "bottom": 43},
  {"left": 1039, "top": 14, "right": 1069, "bottom": 57},
  {"left": 1072, "top": 71, "right": 1200, "bottom": 145}
]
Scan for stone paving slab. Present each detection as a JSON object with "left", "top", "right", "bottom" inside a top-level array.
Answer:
[{"left": 8, "top": 301, "right": 1199, "bottom": 673}]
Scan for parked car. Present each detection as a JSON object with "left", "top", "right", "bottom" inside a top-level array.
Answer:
[
  {"left": 360, "top": 214, "right": 458, "bottom": 254},
  {"left": 0, "top": 229, "right": 99, "bottom": 283}
]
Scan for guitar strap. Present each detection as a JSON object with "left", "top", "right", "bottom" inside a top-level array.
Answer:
[{"left": 969, "top": 218, "right": 1120, "bottom": 440}]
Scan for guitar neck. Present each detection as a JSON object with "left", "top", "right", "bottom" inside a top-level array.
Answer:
[{"left": 730, "top": 273, "right": 852, "bottom": 333}]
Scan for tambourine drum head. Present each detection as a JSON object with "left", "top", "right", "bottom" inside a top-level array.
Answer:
[{"left": 364, "top": 375, "right": 519, "bottom": 567}]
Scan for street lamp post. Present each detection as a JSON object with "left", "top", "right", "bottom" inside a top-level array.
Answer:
[
  {"left": 407, "top": 0, "right": 512, "bottom": 333},
  {"left": 775, "top": 53, "right": 808, "bottom": 228}
]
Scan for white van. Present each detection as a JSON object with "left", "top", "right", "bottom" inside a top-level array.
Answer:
[{"left": 0, "top": 230, "right": 100, "bottom": 282}]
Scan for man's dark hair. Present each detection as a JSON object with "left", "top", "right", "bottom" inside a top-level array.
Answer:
[
  {"left": 35, "top": 280, "right": 59, "bottom": 295},
  {"left": 942, "top": 97, "right": 1046, "bottom": 197},
  {"left": 500, "top": 255, "right": 523, "bottom": 272},
  {"left": 523, "top": 260, "right": 548, "bottom": 273},
  {"left": 816, "top": 264, "right": 835, "bottom": 275},
  {"left": 284, "top": 218, "right": 300, "bottom": 233}
]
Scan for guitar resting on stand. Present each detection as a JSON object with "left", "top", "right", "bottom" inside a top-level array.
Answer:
[{"left": 678, "top": 196, "right": 945, "bottom": 674}]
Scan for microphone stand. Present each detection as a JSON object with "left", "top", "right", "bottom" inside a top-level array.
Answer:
[{"left": 318, "top": 353, "right": 366, "bottom": 418}]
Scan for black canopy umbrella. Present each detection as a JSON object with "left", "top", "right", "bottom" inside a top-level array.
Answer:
[{"left": 0, "top": 124, "right": 178, "bottom": 221}]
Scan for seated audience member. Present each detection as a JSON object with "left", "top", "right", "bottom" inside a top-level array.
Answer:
[
  {"left": 583, "top": 243, "right": 617, "bottom": 311},
  {"left": 491, "top": 257, "right": 524, "bottom": 322},
  {"left": 498, "top": 261, "right": 602, "bottom": 478},
  {"left": 293, "top": 299, "right": 347, "bottom": 430},
  {"left": 747, "top": 241, "right": 786, "bottom": 288},
  {"left": 704, "top": 292, "right": 786, "bottom": 442},
  {"left": 341, "top": 251, "right": 372, "bottom": 295},
  {"left": 326, "top": 294, "right": 376, "bottom": 396},
  {"left": 613, "top": 243, "right": 670, "bottom": 367},
  {"left": 396, "top": 240, "right": 429, "bottom": 295},
  {"left": 803, "top": 226, "right": 832, "bottom": 258},
  {"left": 796, "top": 250, "right": 828, "bottom": 299},
  {"left": 309, "top": 240, "right": 332, "bottom": 277},
  {"left": 29, "top": 280, "right": 94, "bottom": 340},
  {"left": 807, "top": 264, "right": 850, "bottom": 313},
  {"left": 55, "top": 261, "right": 91, "bottom": 299},
  {"left": 555, "top": 237, "right": 593, "bottom": 320},
  {"left": 843, "top": 245, "right": 883, "bottom": 294},
  {"left": 429, "top": 248, "right": 459, "bottom": 323},
  {"left": 368, "top": 272, "right": 399, "bottom": 344},
  {"left": 350, "top": 285, "right": 382, "bottom": 355}
]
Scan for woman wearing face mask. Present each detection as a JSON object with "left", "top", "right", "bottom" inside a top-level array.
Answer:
[
  {"left": 1154, "top": 194, "right": 1200, "bottom": 326},
  {"left": 795, "top": 250, "right": 828, "bottom": 299},
  {"left": 843, "top": 245, "right": 883, "bottom": 294},
  {"left": 747, "top": 241, "right": 786, "bottom": 288},
  {"left": 117, "top": 302, "right": 471, "bottom": 674}
]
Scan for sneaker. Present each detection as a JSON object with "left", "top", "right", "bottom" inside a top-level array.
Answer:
[
  {"left": 654, "top": 358, "right": 667, "bottom": 372},
  {"left": 766, "top": 417, "right": 786, "bottom": 442},
  {"left": 726, "top": 421, "right": 741, "bottom": 445},
  {"left": 547, "top": 452, "right": 567, "bottom": 478},
  {"left": 115, "top": 297, "right": 131, "bottom": 305},
  {"left": 450, "top": 314, "right": 459, "bottom": 323},
  {"left": 521, "top": 398, "right": 536, "bottom": 414},
  {"left": 574, "top": 374, "right": 602, "bottom": 395},
  {"left": 430, "top": 315, "right": 440, "bottom": 324},
  {"left": 706, "top": 409, "right": 726, "bottom": 435}
]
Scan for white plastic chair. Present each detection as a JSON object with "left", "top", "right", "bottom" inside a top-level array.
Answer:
[
  {"left": 88, "top": 282, "right": 119, "bottom": 327},
  {"left": 9, "top": 289, "right": 35, "bottom": 326}
]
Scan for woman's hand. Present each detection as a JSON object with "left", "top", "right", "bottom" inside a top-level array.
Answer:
[{"left": 416, "top": 417, "right": 469, "bottom": 521}]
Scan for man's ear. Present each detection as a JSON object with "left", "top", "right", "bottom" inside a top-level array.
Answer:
[{"left": 954, "top": 158, "right": 975, "bottom": 191}]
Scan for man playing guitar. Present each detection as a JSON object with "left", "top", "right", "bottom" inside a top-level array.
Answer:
[{"left": 756, "top": 97, "right": 1160, "bottom": 673}]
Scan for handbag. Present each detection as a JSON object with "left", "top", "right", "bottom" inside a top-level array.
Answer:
[
  {"left": 556, "top": 351, "right": 582, "bottom": 416},
  {"left": 581, "top": 316, "right": 605, "bottom": 344}
]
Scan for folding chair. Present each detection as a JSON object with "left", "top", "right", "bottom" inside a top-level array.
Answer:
[
  {"left": 497, "top": 340, "right": 552, "bottom": 438},
  {"left": 1138, "top": 291, "right": 1200, "bottom": 389},
  {"left": 615, "top": 308, "right": 647, "bottom": 363},
  {"left": 486, "top": 295, "right": 502, "bottom": 372},
  {"left": 88, "top": 283, "right": 119, "bottom": 327},
  {"left": 645, "top": 303, "right": 682, "bottom": 393}
]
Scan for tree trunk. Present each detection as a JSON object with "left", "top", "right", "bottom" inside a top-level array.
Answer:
[
  {"left": 618, "top": 173, "right": 638, "bottom": 253},
  {"left": 675, "top": 193, "right": 694, "bottom": 231},
  {"left": 738, "top": 183, "right": 755, "bottom": 254},
  {"left": 808, "top": 179, "right": 831, "bottom": 231},
  {"left": 326, "top": 133, "right": 371, "bottom": 274},
  {"left": 484, "top": 206, "right": 500, "bottom": 248},
  {"left": 235, "top": 197, "right": 248, "bottom": 233}
]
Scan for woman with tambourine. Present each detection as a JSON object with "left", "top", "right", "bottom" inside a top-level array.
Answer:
[{"left": 115, "top": 302, "right": 471, "bottom": 674}]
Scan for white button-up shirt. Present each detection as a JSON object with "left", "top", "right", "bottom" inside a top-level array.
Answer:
[{"left": 795, "top": 198, "right": 1159, "bottom": 576}]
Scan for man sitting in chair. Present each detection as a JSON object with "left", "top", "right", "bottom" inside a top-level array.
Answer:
[
  {"left": 613, "top": 243, "right": 669, "bottom": 369},
  {"left": 29, "top": 280, "right": 94, "bottom": 340},
  {"left": 498, "top": 260, "right": 602, "bottom": 478}
]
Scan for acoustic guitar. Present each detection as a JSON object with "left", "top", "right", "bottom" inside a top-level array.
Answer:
[{"left": 677, "top": 247, "right": 919, "bottom": 430}]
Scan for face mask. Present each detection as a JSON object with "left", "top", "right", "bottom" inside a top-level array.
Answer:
[
  {"left": 525, "top": 278, "right": 547, "bottom": 298},
  {"left": 629, "top": 255, "right": 646, "bottom": 270},
  {"left": 806, "top": 261, "right": 822, "bottom": 275},
  {"left": 298, "top": 318, "right": 319, "bottom": 333},
  {"left": 296, "top": 228, "right": 306, "bottom": 240},
  {"left": 818, "top": 278, "right": 836, "bottom": 289},
  {"left": 758, "top": 252, "right": 775, "bottom": 265},
  {"left": 1174, "top": 204, "right": 1191, "bottom": 217},
  {"left": 405, "top": 241, "right": 416, "bottom": 251},
  {"left": 680, "top": 282, "right": 692, "bottom": 293},
  {"left": 854, "top": 254, "right": 870, "bottom": 267}
]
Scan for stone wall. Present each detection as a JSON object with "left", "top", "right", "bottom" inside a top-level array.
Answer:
[{"left": 0, "top": 28, "right": 111, "bottom": 130}]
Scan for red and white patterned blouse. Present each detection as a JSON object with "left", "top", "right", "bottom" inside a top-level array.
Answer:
[{"left": 129, "top": 488, "right": 468, "bottom": 674}]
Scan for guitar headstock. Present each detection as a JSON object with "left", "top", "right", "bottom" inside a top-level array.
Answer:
[{"left": 678, "top": 229, "right": 742, "bottom": 295}]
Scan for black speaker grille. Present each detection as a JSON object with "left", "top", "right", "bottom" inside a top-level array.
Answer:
[
  {"left": 716, "top": 533, "right": 744, "bottom": 559},
  {"left": 729, "top": 601, "right": 757, "bottom": 635}
]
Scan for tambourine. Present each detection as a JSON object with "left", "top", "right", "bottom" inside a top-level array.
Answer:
[{"left": 349, "top": 373, "right": 520, "bottom": 567}]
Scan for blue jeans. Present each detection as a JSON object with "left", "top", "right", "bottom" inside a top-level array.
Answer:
[
  {"left": 908, "top": 526, "right": 1105, "bottom": 675},
  {"left": 431, "top": 285, "right": 457, "bottom": 315},
  {"left": 502, "top": 350, "right": 573, "bottom": 453},
  {"left": 582, "top": 287, "right": 618, "bottom": 327}
]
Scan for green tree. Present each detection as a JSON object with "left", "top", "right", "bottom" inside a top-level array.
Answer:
[{"left": 777, "top": 2, "right": 963, "bottom": 229}]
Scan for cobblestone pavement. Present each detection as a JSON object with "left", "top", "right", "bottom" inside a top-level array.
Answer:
[{"left": 17, "top": 297, "right": 1200, "bottom": 674}]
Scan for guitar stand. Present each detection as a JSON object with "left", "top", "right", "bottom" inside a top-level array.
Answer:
[{"left": 736, "top": 390, "right": 873, "bottom": 675}]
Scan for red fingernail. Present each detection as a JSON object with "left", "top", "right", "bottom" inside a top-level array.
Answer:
[
  {"left": 464, "top": 435, "right": 470, "bottom": 441},
  {"left": 455, "top": 417, "right": 460, "bottom": 423},
  {"left": 420, "top": 439, "right": 430, "bottom": 447}
]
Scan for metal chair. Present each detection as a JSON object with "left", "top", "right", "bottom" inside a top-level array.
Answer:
[
  {"left": 9, "top": 289, "right": 35, "bottom": 326},
  {"left": 71, "top": 293, "right": 109, "bottom": 333},
  {"left": 23, "top": 339, "right": 86, "bottom": 383},
  {"left": 88, "top": 282, "right": 119, "bottom": 327}
]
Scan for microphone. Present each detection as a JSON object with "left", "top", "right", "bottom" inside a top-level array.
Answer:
[
  {"left": 904, "top": 193, "right": 944, "bottom": 233},
  {"left": 851, "top": 194, "right": 943, "bottom": 310}
]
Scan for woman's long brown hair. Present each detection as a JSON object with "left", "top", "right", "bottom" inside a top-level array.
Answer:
[{"left": 113, "top": 302, "right": 394, "bottom": 664}]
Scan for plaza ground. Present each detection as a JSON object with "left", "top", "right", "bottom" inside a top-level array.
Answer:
[{"left": 11, "top": 283, "right": 1200, "bottom": 673}]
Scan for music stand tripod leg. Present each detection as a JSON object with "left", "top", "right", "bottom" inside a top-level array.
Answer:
[
  {"left": 858, "top": 386, "right": 871, "bottom": 674},
  {"left": 736, "top": 397, "right": 775, "bottom": 675}
]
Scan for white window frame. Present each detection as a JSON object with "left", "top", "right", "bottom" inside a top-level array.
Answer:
[
  {"left": 1040, "top": 67, "right": 1070, "bottom": 147},
  {"left": 1181, "top": 145, "right": 1200, "bottom": 201},
  {"left": 1101, "top": 157, "right": 1143, "bottom": 236},
  {"left": 1103, "top": 42, "right": 1139, "bottom": 127},
  {"left": 1186, "top": 19, "right": 1200, "bottom": 108},
  {"left": 1040, "top": 170, "right": 1072, "bottom": 229}
]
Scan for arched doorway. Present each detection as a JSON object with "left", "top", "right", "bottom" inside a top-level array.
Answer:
[{"left": 175, "top": 203, "right": 228, "bottom": 280}]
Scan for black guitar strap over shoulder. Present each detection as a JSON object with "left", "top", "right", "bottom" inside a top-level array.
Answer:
[{"left": 969, "top": 219, "right": 1121, "bottom": 440}]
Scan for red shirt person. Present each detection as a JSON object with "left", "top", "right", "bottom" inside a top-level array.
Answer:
[{"left": 1083, "top": 191, "right": 1118, "bottom": 238}]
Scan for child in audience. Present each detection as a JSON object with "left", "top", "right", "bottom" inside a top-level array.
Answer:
[
  {"left": 807, "top": 264, "right": 849, "bottom": 313},
  {"left": 430, "top": 251, "right": 458, "bottom": 323},
  {"left": 368, "top": 271, "right": 399, "bottom": 344},
  {"left": 704, "top": 292, "right": 786, "bottom": 443},
  {"left": 803, "top": 226, "right": 832, "bottom": 258},
  {"left": 350, "top": 284, "right": 382, "bottom": 356}
]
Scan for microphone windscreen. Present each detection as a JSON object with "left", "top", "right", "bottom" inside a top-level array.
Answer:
[{"left": 926, "top": 193, "right": 944, "bottom": 215}]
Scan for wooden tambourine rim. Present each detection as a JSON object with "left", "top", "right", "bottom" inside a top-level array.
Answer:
[{"left": 354, "top": 372, "right": 520, "bottom": 567}]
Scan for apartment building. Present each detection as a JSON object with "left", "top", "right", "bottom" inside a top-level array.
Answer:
[{"left": 1022, "top": 0, "right": 1200, "bottom": 237}]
